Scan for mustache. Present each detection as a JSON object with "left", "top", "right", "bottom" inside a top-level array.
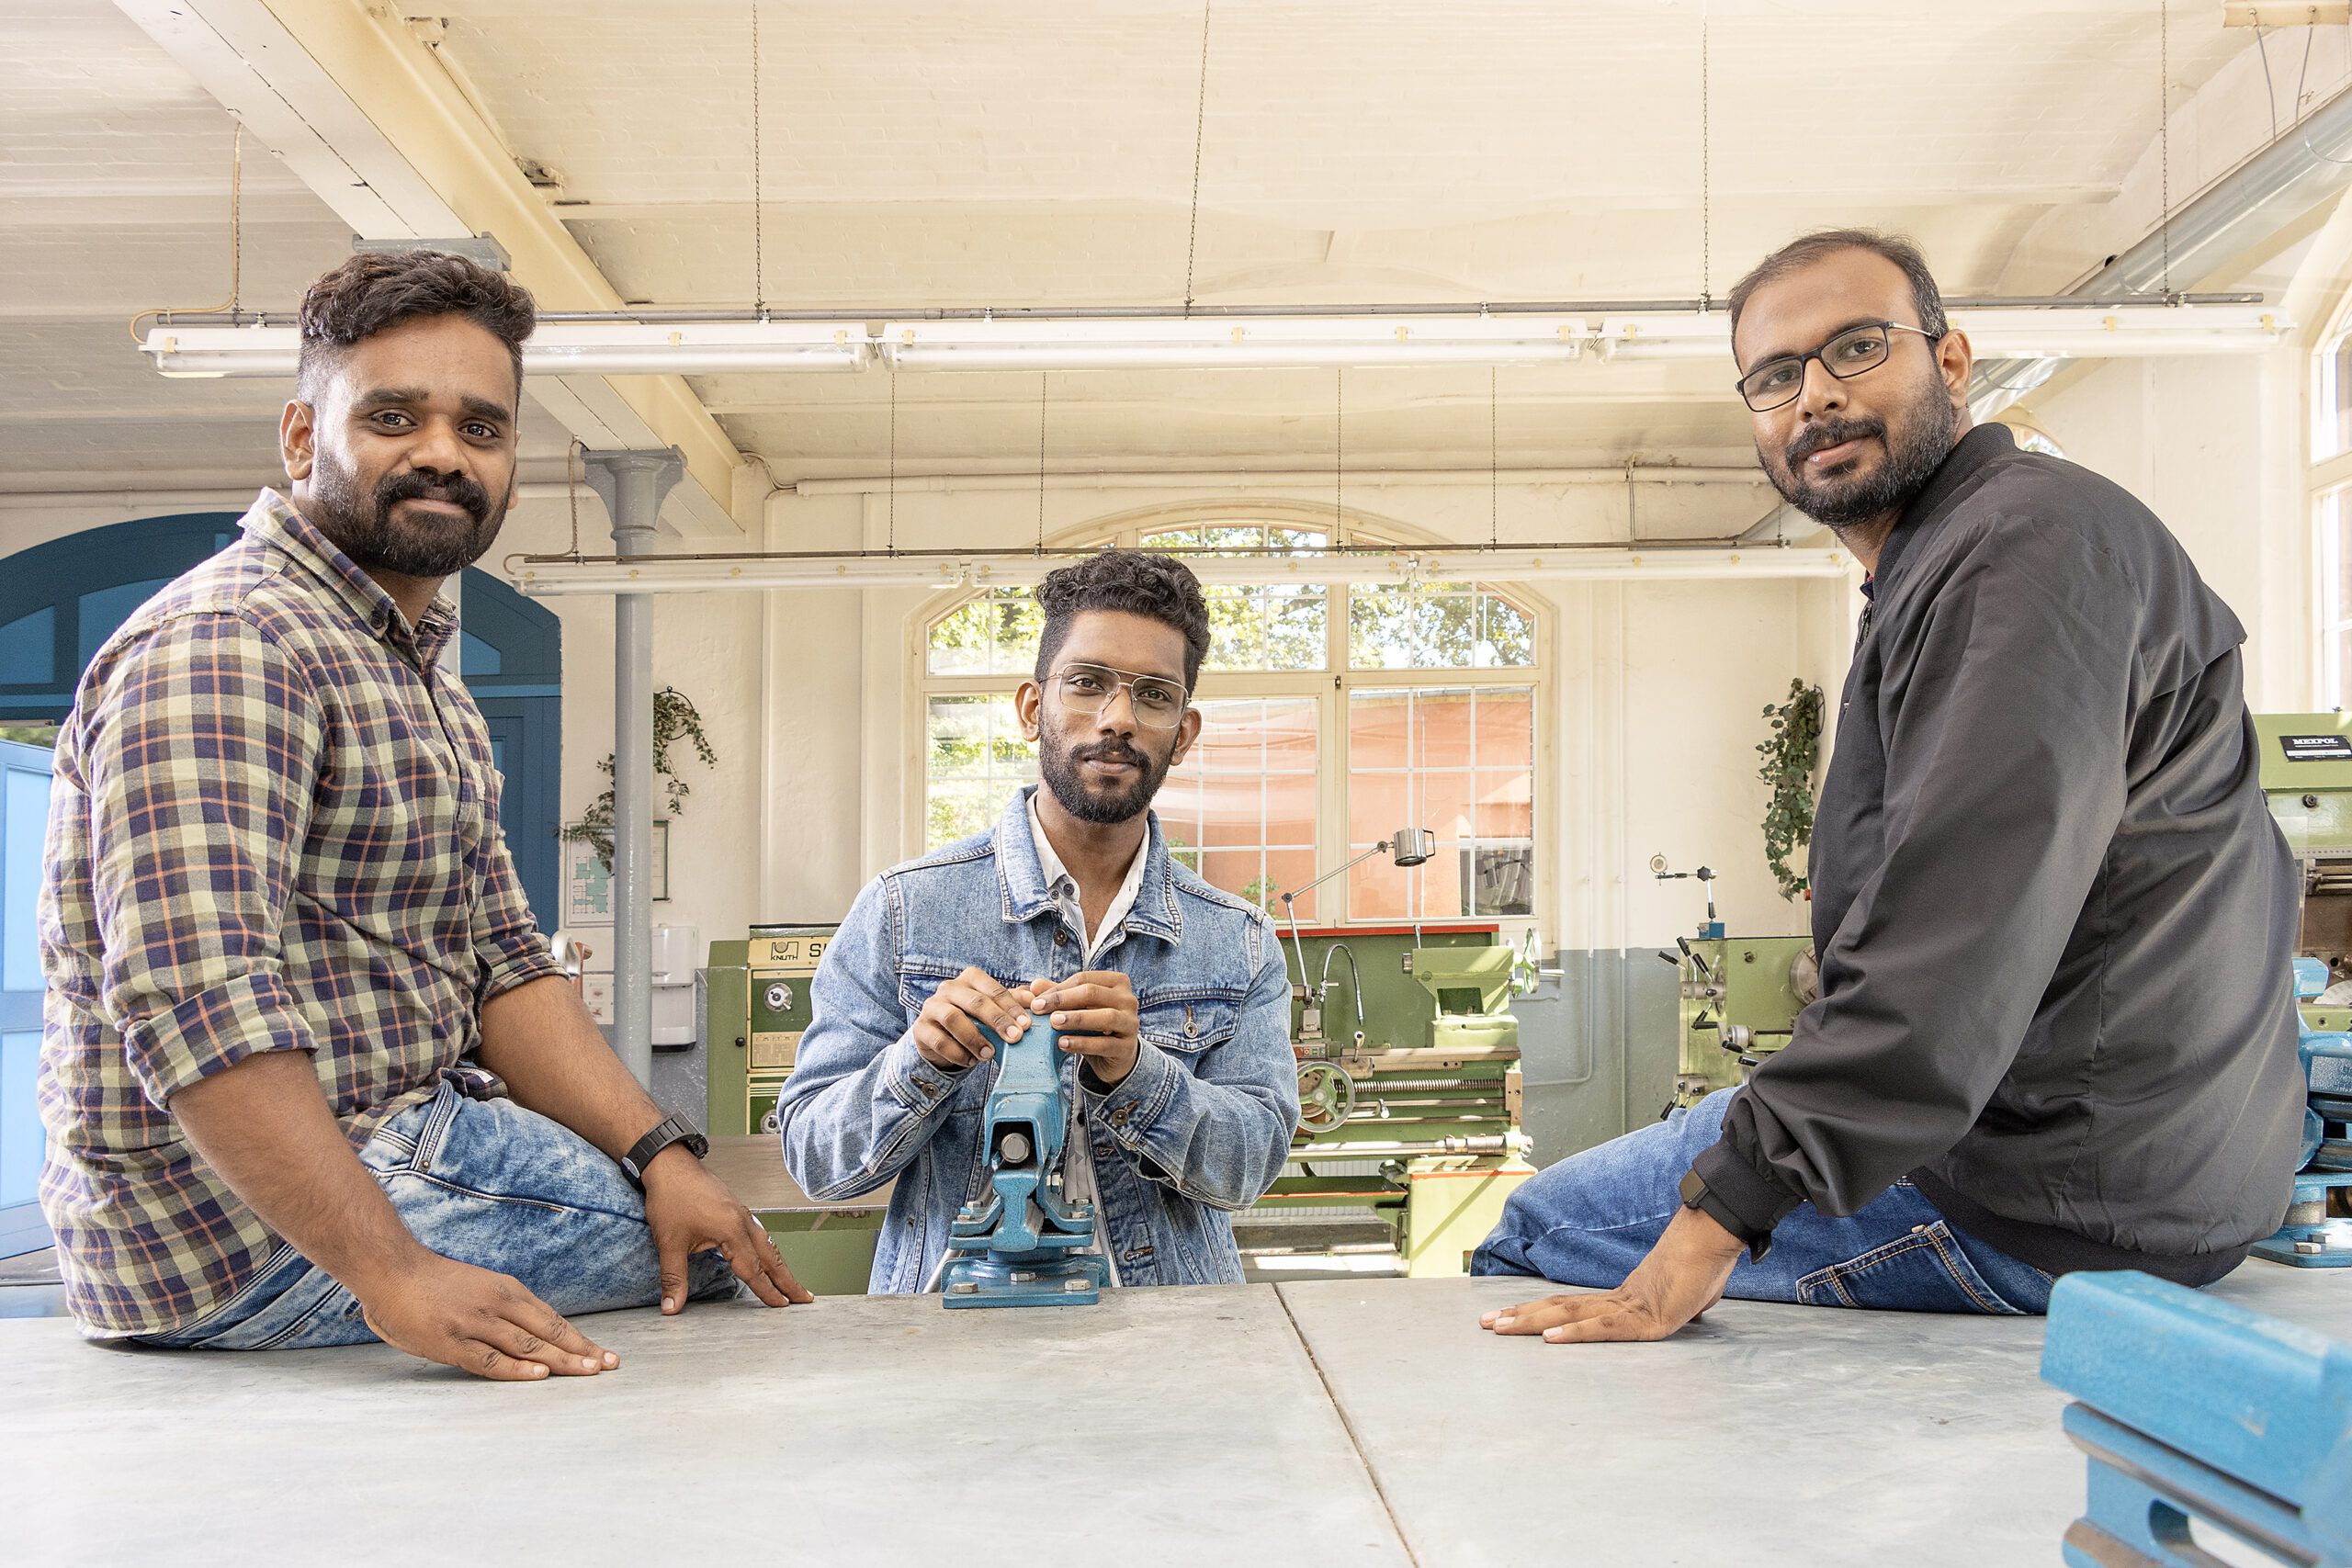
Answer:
[
  {"left": 377, "top": 468, "right": 491, "bottom": 525},
  {"left": 1784, "top": 416, "right": 1884, "bottom": 468},
  {"left": 1071, "top": 740, "right": 1147, "bottom": 767}
]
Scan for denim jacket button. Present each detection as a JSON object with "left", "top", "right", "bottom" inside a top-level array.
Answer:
[{"left": 1053, "top": 929, "right": 1070, "bottom": 947}]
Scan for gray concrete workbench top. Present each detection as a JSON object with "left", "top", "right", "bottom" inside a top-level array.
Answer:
[{"left": 2, "top": 1267, "right": 2343, "bottom": 1566}]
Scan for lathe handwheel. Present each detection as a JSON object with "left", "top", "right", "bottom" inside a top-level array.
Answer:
[{"left": 1295, "top": 1060, "right": 1358, "bottom": 1134}]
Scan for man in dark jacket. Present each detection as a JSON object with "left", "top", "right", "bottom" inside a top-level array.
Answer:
[{"left": 1473, "top": 229, "right": 2304, "bottom": 1342}]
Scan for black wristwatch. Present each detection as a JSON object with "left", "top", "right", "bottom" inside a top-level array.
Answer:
[
  {"left": 1679, "top": 1167, "right": 1771, "bottom": 1260},
  {"left": 619, "top": 1114, "right": 709, "bottom": 1190}
]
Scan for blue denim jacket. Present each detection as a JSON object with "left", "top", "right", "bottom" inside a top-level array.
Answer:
[{"left": 776, "top": 789, "right": 1299, "bottom": 1292}]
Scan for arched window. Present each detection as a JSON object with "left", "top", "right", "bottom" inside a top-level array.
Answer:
[{"left": 921, "top": 517, "right": 1542, "bottom": 925}]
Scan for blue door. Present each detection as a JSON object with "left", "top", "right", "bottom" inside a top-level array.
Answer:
[
  {"left": 0, "top": 515, "right": 565, "bottom": 931},
  {"left": 1, "top": 739, "right": 55, "bottom": 1256}
]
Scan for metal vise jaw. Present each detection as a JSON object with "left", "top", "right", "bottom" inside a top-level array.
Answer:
[
  {"left": 940, "top": 1021, "right": 1110, "bottom": 1309},
  {"left": 2041, "top": 1271, "right": 2352, "bottom": 1568}
]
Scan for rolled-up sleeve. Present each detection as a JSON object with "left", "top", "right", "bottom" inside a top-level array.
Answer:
[
  {"left": 1691, "top": 513, "right": 2139, "bottom": 1235},
  {"left": 80, "top": 615, "right": 327, "bottom": 1111}
]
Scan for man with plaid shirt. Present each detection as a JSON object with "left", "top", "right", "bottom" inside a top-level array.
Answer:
[{"left": 37, "top": 251, "right": 808, "bottom": 1381}]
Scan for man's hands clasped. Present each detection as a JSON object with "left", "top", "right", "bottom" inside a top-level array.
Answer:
[{"left": 910, "top": 965, "right": 1142, "bottom": 1089}]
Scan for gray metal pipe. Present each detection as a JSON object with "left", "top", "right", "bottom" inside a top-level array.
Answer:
[
  {"left": 582, "top": 450, "right": 684, "bottom": 1089},
  {"left": 1972, "top": 77, "right": 2352, "bottom": 416}
]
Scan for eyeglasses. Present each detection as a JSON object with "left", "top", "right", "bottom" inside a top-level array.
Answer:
[
  {"left": 1735, "top": 321, "right": 1942, "bottom": 412},
  {"left": 1052, "top": 661, "right": 1189, "bottom": 728}
]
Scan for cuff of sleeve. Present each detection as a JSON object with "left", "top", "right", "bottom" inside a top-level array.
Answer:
[
  {"left": 477, "top": 942, "right": 566, "bottom": 1005},
  {"left": 1689, "top": 1134, "right": 1804, "bottom": 1253},
  {"left": 883, "top": 1031, "right": 968, "bottom": 1113},
  {"left": 1082, "top": 1038, "right": 1178, "bottom": 1139},
  {"left": 123, "top": 972, "right": 318, "bottom": 1111}
]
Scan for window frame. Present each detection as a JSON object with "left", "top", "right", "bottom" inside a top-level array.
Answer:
[
  {"left": 905, "top": 502, "right": 1554, "bottom": 932},
  {"left": 2312, "top": 307, "right": 2352, "bottom": 708}
]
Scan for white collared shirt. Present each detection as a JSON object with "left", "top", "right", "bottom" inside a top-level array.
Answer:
[{"left": 1027, "top": 792, "right": 1148, "bottom": 961}]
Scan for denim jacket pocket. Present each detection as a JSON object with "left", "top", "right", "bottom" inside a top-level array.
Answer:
[
  {"left": 1137, "top": 993, "right": 1240, "bottom": 1056},
  {"left": 1795, "top": 1221, "right": 2029, "bottom": 1314}
]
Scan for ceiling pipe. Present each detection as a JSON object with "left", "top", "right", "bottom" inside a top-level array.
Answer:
[{"left": 1738, "top": 74, "right": 2352, "bottom": 545}]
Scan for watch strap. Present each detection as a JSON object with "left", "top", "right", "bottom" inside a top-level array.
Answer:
[{"left": 620, "top": 1114, "right": 708, "bottom": 1189}]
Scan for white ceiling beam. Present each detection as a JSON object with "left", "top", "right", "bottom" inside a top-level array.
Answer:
[{"left": 111, "top": 0, "right": 750, "bottom": 539}]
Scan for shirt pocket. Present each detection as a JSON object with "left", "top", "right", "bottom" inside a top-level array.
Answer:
[{"left": 1136, "top": 991, "right": 1242, "bottom": 1061}]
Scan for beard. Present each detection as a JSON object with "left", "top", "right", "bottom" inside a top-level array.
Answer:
[
  {"left": 1038, "top": 730, "right": 1175, "bottom": 826},
  {"left": 1760, "top": 374, "right": 1960, "bottom": 531},
  {"left": 305, "top": 450, "right": 506, "bottom": 580}
]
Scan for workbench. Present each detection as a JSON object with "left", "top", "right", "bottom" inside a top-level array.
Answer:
[{"left": 2, "top": 1268, "right": 2342, "bottom": 1566}]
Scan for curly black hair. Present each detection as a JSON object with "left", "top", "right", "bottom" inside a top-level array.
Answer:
[
  {"left": 294, "top": 250, "right": 537, "bottom": 401},
  {"left": 1034, "top": 548, "right": 1212, "bottom": 690}
]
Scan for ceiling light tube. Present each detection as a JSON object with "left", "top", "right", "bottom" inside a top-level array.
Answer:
[
  {"left": 1596, "top": 305, "right": 2289, "bottom": 363},
  {"left": 880, "top": 315, "right": 1594, "bottom": 371},
  {"left": 140, "top": 321, "right": 869, "bottom": 378},
  {"left": 508, "top": 546, "right": 1850, "bottom": 597}
]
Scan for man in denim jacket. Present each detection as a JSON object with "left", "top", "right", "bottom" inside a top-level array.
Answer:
[{"left": 778, "top": 550, "right": 1300, "bottom": 1292}]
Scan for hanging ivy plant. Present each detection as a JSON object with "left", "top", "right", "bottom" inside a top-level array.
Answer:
[
  {"left": 1757, "top": 678, "right": 1825, "bottom": 902},
  {"left": 560, "top": 686, "right": 719, "bottom": 873}
]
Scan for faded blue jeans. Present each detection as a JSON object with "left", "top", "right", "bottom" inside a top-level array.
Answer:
[
  {"left": 138, "top": 1073, "right": 736, "bottom": 1350},
  {"left": 1472, "top": 1089, "right": 2056, "bottom": 1314}
]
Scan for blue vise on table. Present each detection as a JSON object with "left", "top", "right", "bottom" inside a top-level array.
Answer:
[
  {"left": 2041, "top": 1271, "right": 2352, "bottom": 1568},
  {"left": 940, "top": 1020, "right": 1109, "bottom": 1309}
]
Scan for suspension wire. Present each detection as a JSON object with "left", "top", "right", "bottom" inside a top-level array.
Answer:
[
  {"left": 888, "top": 374, "right": 899, "bottom": 555},
  {"left": 2290, "top": 14, "right": 2352, "bottom": 164},
  {"left": 1035, "top": 372, "right": 1049, "bottom": 554},
  {"left": 2159, "top": 0, "right": 2171, "bottom": 296},
  {"left": 1699, "top": 5, "right": 1712, "bottom": 308},
  {"left": 752, "top": 0, "right": 766, "bottom": 314},
  {"left": 1182, "top": 0, "right": 1214, "bottom": 313}
]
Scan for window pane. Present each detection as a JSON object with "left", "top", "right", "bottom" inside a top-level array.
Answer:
[
  {"left": 1351, "top": 583, "right": 1536, "bottom": 670},
  {"left": 1346, "top": 684, "right": 1536, "bottom": 922},
  {"left": 1166, "top": 695, "right": 1321, "bottom": 917},
  {"left": 925, "top": 695, "right": 1035, "bottom": 848},
  {"left": 927, "top": 589, "right": 1041, "bottom": 678},
  {"left": 1143, "top": 524, "right": 1329, "bottom": 672}
]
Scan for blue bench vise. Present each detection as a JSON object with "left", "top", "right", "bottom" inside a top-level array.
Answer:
[
  {"left": 2256, "top": 958, "right": 2352, "bottom": 1267},
  {"left": 2041, "top": 1271, "right": 2352, "bottom": 1568},
  {"left": 940, "top": 1020, "right": 1109, "bottom": 1309}
]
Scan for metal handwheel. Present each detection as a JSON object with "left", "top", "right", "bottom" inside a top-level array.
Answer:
[{"left": 1295, "top": 1059, "right": 1359, "bottom": 1134}]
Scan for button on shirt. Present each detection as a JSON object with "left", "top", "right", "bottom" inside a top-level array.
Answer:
[{"left": 36, "top": 490, "right": 562, "bottom": 1337}]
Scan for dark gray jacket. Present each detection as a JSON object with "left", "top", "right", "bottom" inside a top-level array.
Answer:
[{"left": 1690, "top": 423, "right": 2304, "bottom": 1284}]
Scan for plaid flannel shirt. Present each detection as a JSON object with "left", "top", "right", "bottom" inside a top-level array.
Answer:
[{"left": 36, "top": 490, "right": 563, "bottom": 1337}]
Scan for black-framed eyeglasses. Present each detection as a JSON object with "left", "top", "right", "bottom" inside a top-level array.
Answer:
[
  {"left": 1735, "top": 321, "right": 1942, "bottom": 412},
  {"left": 1052, "top": 660, "right": 1190, "bottom": 728}
]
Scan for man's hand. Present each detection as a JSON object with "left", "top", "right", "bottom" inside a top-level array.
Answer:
[
  {"left": 1033, "top": 971, "right": 1141, "bottom": 1088},
  {"left": 1478, "top": 1205, "right": 1746, "bottom": 1344},
  {"left": 356, "top": 1250, "right": 619, "bottom": 1382},
  {"left": 640, "top": 1146, "right": 815, "bottom": 1314},
  {"left": 911, "top": 967, "right": 1036, "bottom": 1070}
]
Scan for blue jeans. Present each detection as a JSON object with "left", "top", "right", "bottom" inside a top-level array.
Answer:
[
  {"left": 1472, "top": 1089, "right": 2056, "bottom": 1314},
  {"left": 139, "top": 1074, "right": 736, "bottom": 1350}
]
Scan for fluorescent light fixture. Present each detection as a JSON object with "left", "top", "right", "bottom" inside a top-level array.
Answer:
[
  {"left": 509, "top": 546, "right": 1849, "bottom": 597},
  {"left": 139, "top": 304, "right": 2289, "bottom": 381},
  {"left": 1596, "top": 304, "right": 2289, "bottom": 363},
  {"left": 879, "top": 315, "right": 1594, "bottom": 371},
  {"left": 140, "top": 321, "right": 868, "bottom": 378}
]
